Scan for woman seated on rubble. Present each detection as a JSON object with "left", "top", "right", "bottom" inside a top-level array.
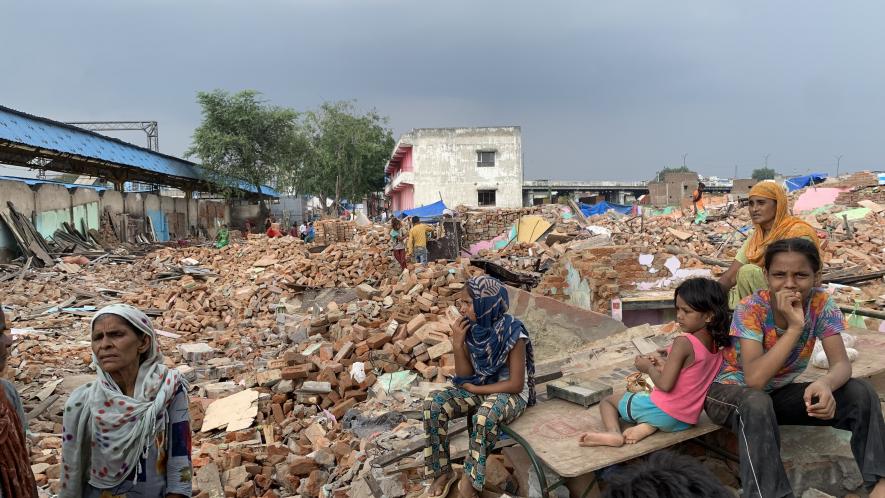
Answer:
[
  {"left": 578, "top": 277, "right": 729, "bottom": 447},
  {"left": 266, "top": 218, "right": 283, "bottom": 238},
  {"left": 718, "top": 182, "right": 820, "bottom": 308},
  {"left": 423, "top": 275, "right": 536, "bottom": 498},
  {"left": 706, "top": 238, "right": 885, "bottom": 498},
  {"left": 60, "top": 304, "right": 192, "bottom": 498},
  {"left": 0, "top": 304, "right": 40, "bottom": 498}
]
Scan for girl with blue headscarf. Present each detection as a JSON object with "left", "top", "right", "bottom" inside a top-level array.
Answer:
[{"left": 423, "top": 275, "right": 536, "bottom": 498}]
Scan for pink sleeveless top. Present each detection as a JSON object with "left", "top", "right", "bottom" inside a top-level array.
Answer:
[{"left": 650, "top": 333, "right": 723, "bottom": 424}]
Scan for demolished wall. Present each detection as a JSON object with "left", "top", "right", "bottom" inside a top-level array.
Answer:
[{"left": 0, "top": 179, "right": 232, "bottom": 261}]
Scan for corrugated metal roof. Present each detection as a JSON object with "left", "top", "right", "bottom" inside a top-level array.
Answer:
[
  {"left": 0, "top": 105, "right": 279, "bottom": 197},
  {"left": 0, "top": 175, "right": 112, "bottom": 191}
]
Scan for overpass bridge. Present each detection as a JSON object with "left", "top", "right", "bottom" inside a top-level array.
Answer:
[{"left": 523, "top": 179, "right": 731, "bottom": 205}]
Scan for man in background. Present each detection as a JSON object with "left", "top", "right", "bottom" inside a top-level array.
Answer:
[{"left": 407, "top": 215, "right": 433, "bottom": 264}]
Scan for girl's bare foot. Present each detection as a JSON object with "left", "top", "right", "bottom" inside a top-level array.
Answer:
[
  {"left": 578, "top": 431, "right": 625, "bottom": 447},
  {"left": 428, "top": 471, "right": 456, "bottom": 497},
  {"left": 457, "top": 473, "right": 479, "bottom": 498},
  {"left": 623, "top": 423, "right": 658, "bottom": 444}
]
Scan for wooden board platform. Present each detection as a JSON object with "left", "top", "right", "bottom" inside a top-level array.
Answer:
[
  {"left": 507, "top": 398, "right": 719, "bottom": 477},
  {"left": 508, "top": 327, "right": 885, "bottom": 478}
]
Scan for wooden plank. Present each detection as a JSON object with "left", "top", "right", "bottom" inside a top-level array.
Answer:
[
  {"left": 506, "top": 398, "right": 721, "bottom": 477},
  {"left": 567, "top": 199, "right": 589, "bottom": 228},
  {"left": 374, "top": 420, "right": 469, "bottom": 468},
  {"left": 27, "top": 394, "right": 60, "bottom": 422}
]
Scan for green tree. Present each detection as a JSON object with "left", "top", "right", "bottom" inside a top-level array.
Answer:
[
  {"left": 297, "top": 101, "right": 394, "bottom": 214},
  {"left": 652, "top": 165, "right": 691, "bottom": 182},
  {"left": 751, "top": 167, "right": 776, "bottom": 180},
  {"left": 186, "top": 89, "right": 305, "bottom": 208}
]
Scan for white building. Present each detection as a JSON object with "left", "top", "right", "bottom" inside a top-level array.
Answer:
[{"left": 384, "top": 126, "right": 523, "bottom": 211}]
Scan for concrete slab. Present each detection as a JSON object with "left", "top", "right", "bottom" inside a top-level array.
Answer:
[
  {"left": 780, "top": 426, "right": 863, "bottom": 497},
  {"left": 506, "top": 286, "right": 626, "bottom": 361}
]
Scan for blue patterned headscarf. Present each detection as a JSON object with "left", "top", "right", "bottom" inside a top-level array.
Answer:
[{"left": 452, "top": 276, "right": 536, "bottom": 405}]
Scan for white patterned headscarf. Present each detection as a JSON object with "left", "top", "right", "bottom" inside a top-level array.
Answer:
[{"left": 60, "top": 304, "right": 184, "bottom": 497}]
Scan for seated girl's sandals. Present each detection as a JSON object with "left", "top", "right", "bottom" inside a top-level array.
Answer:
[{"left": 626, "top": 372, "right": 653, "bottom": 393}]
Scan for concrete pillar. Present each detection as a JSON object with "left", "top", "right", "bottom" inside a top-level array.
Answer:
[{"left": 185, "top": 190, "right": 193, "bottom": 237}]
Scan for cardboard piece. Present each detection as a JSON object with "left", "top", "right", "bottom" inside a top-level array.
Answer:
[{"left": 201, "top": 388, "right": 259, "bottom": 432}]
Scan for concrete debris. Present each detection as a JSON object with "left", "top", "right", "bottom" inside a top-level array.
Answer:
[{"left": 1, "top": 172, "right": 884, "bottom": 496}]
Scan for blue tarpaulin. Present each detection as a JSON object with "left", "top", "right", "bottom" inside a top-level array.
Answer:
[
  {"left": 580, "top": 201, "right": 632, "bottom": 217},
  {"left": 785, "top": 173, "right": 827, "bottom": 192},
  {"left": 395, "top": 200, "right": 448, "bottom": 219}
]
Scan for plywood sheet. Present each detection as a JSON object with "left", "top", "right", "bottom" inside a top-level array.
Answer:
[{"left": 506, "top": 398, "right": 719, "bottom": 477}]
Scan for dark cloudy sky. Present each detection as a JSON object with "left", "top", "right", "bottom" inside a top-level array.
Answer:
[{"left": 2, "top": 1, "right": 883, "bottom": 181}]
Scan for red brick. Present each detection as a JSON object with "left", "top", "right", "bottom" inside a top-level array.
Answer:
[
  {"left": 366, "top": 332, "right": 391, "bottom": 349},
  {"left": 281, "top": 364, "right": 314, "bottom": 380},
  {"left": 288, "top": 456, "right": 318, "bottom": 476},
  {"left": 330, "top": 398, "right": 357, "bottom": 419}
]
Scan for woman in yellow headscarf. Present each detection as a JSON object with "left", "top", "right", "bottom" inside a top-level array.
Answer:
[{"left": 718, "top": 182, "right": 820, "bottom": 307}]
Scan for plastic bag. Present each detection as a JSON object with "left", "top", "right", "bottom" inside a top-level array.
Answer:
[
  {"left": 846, "top": 302, "right": 867, "bottom": 329},
  {"left": 349, "top": 362, "right": 366, "bottom": 383}
]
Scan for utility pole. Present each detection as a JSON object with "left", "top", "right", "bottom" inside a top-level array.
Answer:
[
  {"left": 682, "top": 153, "right": 688, "bottom": 169},
  {"left": 734, "top": 164, "right": 738, "bottom": 179},
  {"left": 763, "top": 153, "right": 770, "bottom": 170},
  {"left": 835, "top": 154, "right": 843, "bottom": 177}
]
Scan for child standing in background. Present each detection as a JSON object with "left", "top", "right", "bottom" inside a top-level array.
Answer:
[
  {"left": 390, "top": 218, "right": 406, "bottom": 269},
  {"left": 579, "top": 278, "right": 729, "bottom": 446}
]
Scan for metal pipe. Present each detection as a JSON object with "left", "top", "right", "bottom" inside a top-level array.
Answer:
[{"left": 839, "top": 306, "right": 885, "bottom": 321}]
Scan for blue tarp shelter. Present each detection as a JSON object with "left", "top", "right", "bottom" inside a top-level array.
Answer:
[
  {"left": 579, "top": 201, "right": 632, "bottom": 217},
  {"left": 395, "top": 200, "right": 448, "bottom": 219},
  {"left": 785, "top": 173, "right": 828, "bottom": 192}
]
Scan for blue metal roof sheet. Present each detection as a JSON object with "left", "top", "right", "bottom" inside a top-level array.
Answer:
[
  {"left": 0, "top": 105, "right": 279, "bottom": 197},
  {"left": 0, "top": 175, "right": 112, "bottom": 191}
]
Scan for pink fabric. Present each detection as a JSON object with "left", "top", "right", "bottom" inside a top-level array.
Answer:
[
  {"left": 793, "top": 187, "right": 847, "bottom": 213},
  {"left": 650, "top": 334, "right": 723, "bottom": 424}
]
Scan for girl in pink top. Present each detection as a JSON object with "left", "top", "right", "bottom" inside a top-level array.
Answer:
[{"left": 580, "top": 278, "right": 729, "bottom": 447}]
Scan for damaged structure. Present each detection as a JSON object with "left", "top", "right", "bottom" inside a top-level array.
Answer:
[
  {"left": 385, "top": 126, "right": 524, "bottom": 212},
  {"left": 2, "top": 103, "right": 885, "bottom": 498}
]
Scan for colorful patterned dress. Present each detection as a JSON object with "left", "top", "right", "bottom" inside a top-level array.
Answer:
[{"left": 716, "top": 288, "right": 843, "bottom": 391}]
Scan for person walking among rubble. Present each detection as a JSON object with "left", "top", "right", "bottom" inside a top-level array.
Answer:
[
  {"left": 423, "top": 275, "right": 536, "bottom": 498},
  {"left": 407, "top": 216, "right": 433, "bottom": 264},
  {"left": 0, "top": 305, "right": 40, "bottom": 498},
  {"left": 390, "top": 217, "right": 407, "bottom": 269},
  {"left": 718, "top": 182, "right": 820, "bottom": 308},
  {"left": 305, "top": 222, "right": 316, "bottom": 243},
  {"left": 578, "top": 277, "right": 729, "bottom": 448},
  {"left": 706, "top": 238, "right": 885, "bottom": 498},
  {"left": 692, "top": 182, "right": 707, "bottom": 224},
  {"left": 298, "top": 222, "right": 307, "bottom": 240},
  {"left": 60, "top": 304, "right": 192, "bottom": 498},
  {"left": 214, "top": 223, "right": 230, "bottom": 249}
]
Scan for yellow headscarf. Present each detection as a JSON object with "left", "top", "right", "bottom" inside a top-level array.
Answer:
[{"left": 743, "top": 182, "right": 820, "bottom": 267}]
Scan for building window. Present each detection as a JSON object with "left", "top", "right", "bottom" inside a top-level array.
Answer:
[
  {"left": 478, "top": 189, "right": 496, "bottom": 207},
  {"left": 476, "top": 150, "right": 496, "bottom": 167}
]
